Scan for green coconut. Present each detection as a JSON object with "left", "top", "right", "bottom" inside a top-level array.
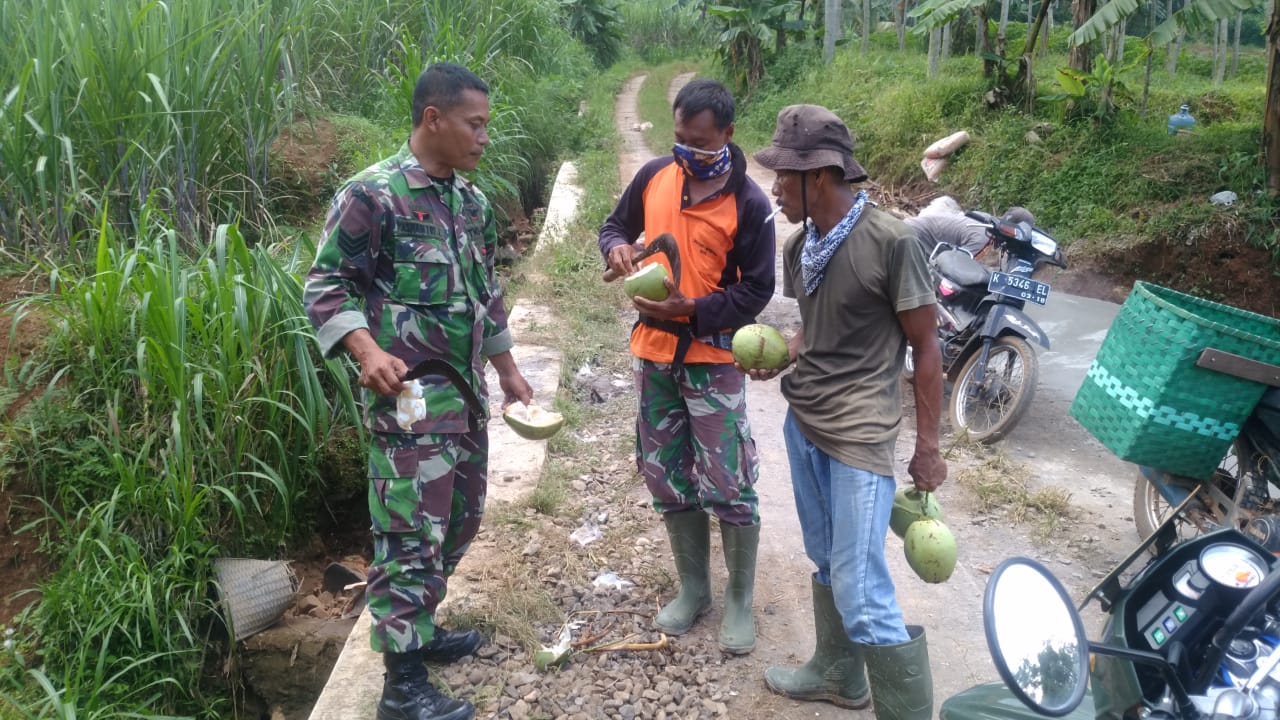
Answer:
[
  {"left": 889, "top": 487, "right": 943, "bottom": 539},
  {"left": 731, "top": 323, "right": 790, "bottom": 370},
  {"left": 904, "top": 518, "right": 958, "bottom": 584},
  {"left": 502, "top": 402, "right": 565, "bottom": 441},
  {"left": 622, "top": 263, "right": 670, "bottom": 301}
]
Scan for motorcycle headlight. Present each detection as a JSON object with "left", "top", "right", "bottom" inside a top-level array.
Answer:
[{"left": 1030, "top": 229, "right": 1058, "bottom": 257}]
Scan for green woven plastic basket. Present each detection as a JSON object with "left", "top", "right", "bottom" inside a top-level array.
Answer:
[{"left": 1070, "top": 282, "right": 1280, "bottom": 480}]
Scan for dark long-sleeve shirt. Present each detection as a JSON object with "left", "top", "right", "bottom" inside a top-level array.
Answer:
[{"left": 599, "top": 144, "right": 775, "bottom": 364}]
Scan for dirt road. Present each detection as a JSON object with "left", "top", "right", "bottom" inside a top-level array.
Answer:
[{"left": 614, "top": 72, "right": 1142, "bottom": 717}]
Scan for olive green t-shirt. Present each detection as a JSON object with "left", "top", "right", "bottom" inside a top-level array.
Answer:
[{"left": 780, "top": 207, "right": 935, "bottom": 476}]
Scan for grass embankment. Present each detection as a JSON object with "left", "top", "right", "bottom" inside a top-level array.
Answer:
[
  {"left": 731, "top": 35, "right": 1278, "bottom": 312},
  {"left": 0, "top": 0, "right": 600, "bottom": 715}
]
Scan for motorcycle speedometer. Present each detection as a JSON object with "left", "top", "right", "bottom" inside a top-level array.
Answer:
[{"left": 1199, "top": 543, "right": 1267, "bottom": 589}]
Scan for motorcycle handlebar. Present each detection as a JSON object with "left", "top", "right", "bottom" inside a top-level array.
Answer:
[{"left": 964, "top": 209, "right": 996, "bottom": 225}]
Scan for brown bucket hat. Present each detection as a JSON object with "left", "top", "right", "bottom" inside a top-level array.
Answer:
[{"left": 754, "top": 104, "right": 868, "bottom": 183}]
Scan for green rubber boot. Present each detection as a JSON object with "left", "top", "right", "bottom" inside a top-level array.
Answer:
[
  {"left": 719, "top": 522, "right": 759, "bottom": 654},
  {"left": 654, "top": 510, "right": 711, "bottom": 634},
  {"left": 763, "top": 575, "right": 870, "bottom": 708},
  {"left": 864, "top": 625, "right": 933, "bottom": 720}
]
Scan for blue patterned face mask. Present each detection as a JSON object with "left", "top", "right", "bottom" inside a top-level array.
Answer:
[{"left": 672, "top": 143, "right": 732, "bottom": 180}]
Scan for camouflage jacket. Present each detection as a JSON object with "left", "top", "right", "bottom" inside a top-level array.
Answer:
[{"left": 303, "top": 142, "right": 511, "bottom": 434}]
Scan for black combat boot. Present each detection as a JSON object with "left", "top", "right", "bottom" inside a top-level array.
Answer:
[
  {"left": 419, "top": 627, "right": 485, "bottom": 664},
  {"left": 377, "top": 651, "right": 475, "bottom": 720}
]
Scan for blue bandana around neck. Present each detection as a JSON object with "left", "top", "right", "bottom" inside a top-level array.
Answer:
[
  {"left": 801, "top": 190, "right": 869, "bottom": 295},
  {"left": 673, "top": 143, "right": 732, "bottom": 181}
]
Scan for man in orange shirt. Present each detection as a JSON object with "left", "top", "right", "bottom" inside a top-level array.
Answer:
[{"left": 599, "top": 79, "right": 775, "bottom": 654}]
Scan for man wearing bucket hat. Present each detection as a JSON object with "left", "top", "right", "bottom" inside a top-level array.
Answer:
[{"left": 747, "top": 104, "right": 946, "bottom": 720}]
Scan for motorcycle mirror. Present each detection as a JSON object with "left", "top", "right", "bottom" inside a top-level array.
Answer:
[{"left": 984, "top": 558, "right": 1090, "bottom": 717}]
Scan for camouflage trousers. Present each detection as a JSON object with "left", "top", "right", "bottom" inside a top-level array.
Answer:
[
  {"left": 365, "top": 428, "right": 487, "bottom": 653},
  {"left": 633, "top": 358, "right": 759, "bottom": 526}
]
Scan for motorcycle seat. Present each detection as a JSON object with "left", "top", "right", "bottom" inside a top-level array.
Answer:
[
  {"left": 934, "top": 249, "right": 991, "bottom": 288},
  {"left": 1253, "top": 387, "right": 1279, "bottom": 439}
]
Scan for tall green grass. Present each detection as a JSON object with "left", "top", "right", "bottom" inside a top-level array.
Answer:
[
  {"left": 0, "top": 0, "right": 303, "bottom": 253},
  {"left": 0, "top": 0, "right": 594, "bottom": 261},
  {"left": 0, "top": 0, "right": 600, "bottom": 714},
  {"left": 618, "top": 1, "right": 715, "bottom": 64},
  {"left": 2, "top": 206, "right": 359, "bottom": 716}
]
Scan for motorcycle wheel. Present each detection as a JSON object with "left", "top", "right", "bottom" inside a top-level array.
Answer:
[
  {"left": 902, "top": 344, "right": 915, "bottom": 383},
  {"left": 1133, "top": 447, "right": 1243, "bottom": 543},
  {"left": 948, "top": 336, "right": 1037, "bottom": 444}
]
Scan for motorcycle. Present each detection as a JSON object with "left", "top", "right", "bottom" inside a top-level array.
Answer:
[
  {"left": 905, "top": 210, "right": 1068, "bottom": 443},
  {"left": 1133, "top": 384, "right": 1280, "bottom": 547},
  {"left": 942, "top": 351, "right": 1280, "bottom": 720},
  {"left": 940, "top": 492, "right": 1280, "bottom": 720}
]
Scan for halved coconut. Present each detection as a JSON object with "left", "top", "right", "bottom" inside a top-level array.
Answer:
[
  {"left": 622, "top": 263, "right": 670, "bottom": 301},
  {"left": 502, "top": 402, "right": 565, "bottom": 441}
]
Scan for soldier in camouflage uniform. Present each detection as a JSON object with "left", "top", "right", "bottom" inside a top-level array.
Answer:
[
  {"left": 599, "top": 79, "right": 775, "bottom": 654},
  {"left": 304, "top": 63, "right": 531, "bottom": 720}
]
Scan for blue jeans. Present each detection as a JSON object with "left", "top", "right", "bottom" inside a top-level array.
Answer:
[{"left": 784, "top": 409, "right": 909, "bottom": 646}]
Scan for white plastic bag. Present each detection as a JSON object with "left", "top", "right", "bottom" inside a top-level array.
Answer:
[{"left": 395, "top": 382, "right": 426, "bottom": 430}]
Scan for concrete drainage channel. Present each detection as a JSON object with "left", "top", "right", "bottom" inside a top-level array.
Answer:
[{"left": 238, "top": 161, "right": 578, "bottom": 720}]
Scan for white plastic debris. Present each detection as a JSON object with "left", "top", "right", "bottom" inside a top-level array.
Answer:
[
  {"left": 592, "top": 572, "right": 634, "bottom": 592},
  {"left": 921, "top": 156, "right": 948, "bottom": 183},
  {"left": 569, "top": 521, "right": 603, "bottom": 547},
  {"left": 1210, "top": 190, "right": 1238, "bottom": 206},
  {"left": 923, "top": 130, "right": 971, "bottom": 159},
  {"left": 533, "top": 621, "right": 580, "bottom": 671},
  {"left": 395, "top": 382, "right": 427, "bottom": 430}
]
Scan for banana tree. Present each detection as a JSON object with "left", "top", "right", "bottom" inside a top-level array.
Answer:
[
  {"left": 909, "top": 0, "right": 987, "bottom": 77},
  {"left": 1040, "top": 48, "right": 1150, "bottom": 121},
  {"left": 1071, "top": 0, "right": 1098, "bottom": 71},
  {"left": 1070, "top": 0, "right": 1259, "bottom": 48},
  {"left": 559, "top": 0, "right": 625, "bottom": 68},
  {"left": 1070, "top": 0, "right": 1276, "bottom": 193},
  {"left": 824, "top": 0, "right": 842, "bottom": 61},
  {"left": 708, "top": 1, "right": 793, "bottom": 93}
]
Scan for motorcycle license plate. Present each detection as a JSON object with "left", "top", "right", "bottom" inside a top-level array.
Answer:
[{"left": 988, "top": 271, "right": 1050, "bottom": 305}]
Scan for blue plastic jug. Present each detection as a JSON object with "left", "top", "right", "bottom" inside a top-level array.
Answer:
[{"left": 1167, "top": 104, "right": 1196, "bottom": 135}]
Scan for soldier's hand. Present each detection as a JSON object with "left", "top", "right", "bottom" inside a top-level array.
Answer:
[
  {"left": 354, "top": 347, "right": 408, "bottom": 396},
  {"left": 499, "top": 368, "right": 534, "bottom": 408}
]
